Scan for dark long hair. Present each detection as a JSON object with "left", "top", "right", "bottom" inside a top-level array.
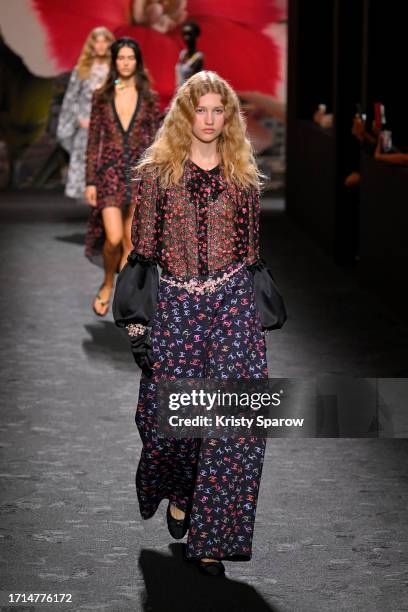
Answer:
[{"left": 98, "top": 37, "right": 152, "bottom": 102}]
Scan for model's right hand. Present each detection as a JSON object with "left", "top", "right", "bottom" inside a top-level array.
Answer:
[{"left": 85, "top": 186, "right": 97, "bottom": 207}]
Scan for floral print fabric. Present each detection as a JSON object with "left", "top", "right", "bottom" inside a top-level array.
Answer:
[
  {"left": 57, "top": 63, "right": 109, "bottom": 199},
  {"left": 131, "top": 160, "right": 261, "bottom": 277},
  {"left": 84, "top": 91, "right": 161, "bottom": 263},
  {"left": 136, "top": 264, "right": 268, "bottom": 559}
]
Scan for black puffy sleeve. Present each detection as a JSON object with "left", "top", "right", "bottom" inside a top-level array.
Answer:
[
  {"left": 247, "top": 259, "right": 287, "bottom": 331},
  {"left": 113, "top": 252, "right": 159, "bottom": 328},
  {"left": 245, "top": 185, "right": 287, "bottom": 331},
  {"left": 113, "top": 171, "right": 160, "bottom": 329}
]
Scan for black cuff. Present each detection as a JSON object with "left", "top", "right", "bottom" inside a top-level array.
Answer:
[{"left": 127, "top": 250, "right": 156, "bottom": 266}]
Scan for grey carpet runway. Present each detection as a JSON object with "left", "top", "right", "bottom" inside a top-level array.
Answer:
[{"left": 0, "top": 190, "right": 407, "bottom": 612}]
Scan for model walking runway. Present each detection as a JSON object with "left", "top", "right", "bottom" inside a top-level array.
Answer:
[{"left": 113, "top": 71, "right": 282, "bottom": 576}]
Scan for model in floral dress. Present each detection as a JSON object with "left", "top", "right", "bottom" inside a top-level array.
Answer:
[
  {"left": 113, "top": 71, "right": 286, "bottom": 577},
  {"left": 84, "top": 37, "right": 161, "bottom": 316},
  {"left": 57, "top": 27, "right": 114, "bottom": 201}
]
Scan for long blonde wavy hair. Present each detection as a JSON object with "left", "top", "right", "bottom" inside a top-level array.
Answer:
[
  {"left": 77, "top": 27, "right": 115, "bottom": 80},
  {"left": 137, "top": 71, "right": 262, "bottom": 188}
]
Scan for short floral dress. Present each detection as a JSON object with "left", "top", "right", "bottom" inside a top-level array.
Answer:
[{"left": 84, "top": 90, "right": 161, "bottom": 264}]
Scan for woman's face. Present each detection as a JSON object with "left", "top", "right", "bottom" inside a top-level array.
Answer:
[
  {"left": 116, "top": 46, "right": 137, "bottom": 79},
  {"left": 192, "top": 93, "right": 225, "bottom": 143},
  {"left": 92, "top": 35, "right": 110, "bottom": 57}
]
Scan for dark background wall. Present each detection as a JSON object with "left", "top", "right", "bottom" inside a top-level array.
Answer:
[{"left": 286, "top": 0, "right": 408, "bottom": 317}]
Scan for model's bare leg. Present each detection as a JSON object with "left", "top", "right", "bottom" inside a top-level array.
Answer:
[
  {"left": 93, "top": 206, "right": 123, "bottom": 315},
  {"left": 119, "top": 202, "right": 136, "bottom": 271}
]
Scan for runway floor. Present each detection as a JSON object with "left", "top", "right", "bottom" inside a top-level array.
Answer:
[{"left": 0, "top": 190, "right": 407, "bottom": 611}]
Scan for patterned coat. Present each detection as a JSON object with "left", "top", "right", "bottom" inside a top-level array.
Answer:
[{"left": 57, "top": 63, "right": 108, "bottom": 199}]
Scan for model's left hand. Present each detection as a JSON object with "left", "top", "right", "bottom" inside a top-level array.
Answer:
[
  {"left": 85, "top": 185, "right": 97, "bottom": 207},
  {"left": 129, "top": 330, "right": 154, "bottom": 377}
]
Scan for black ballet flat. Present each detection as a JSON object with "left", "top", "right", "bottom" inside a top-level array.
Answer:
[
  {"left": 166, "top": 502, "right": 188, "bottom": 540},
  {"left": 197, "top": 559, "right": 225, "bottom": 577}
]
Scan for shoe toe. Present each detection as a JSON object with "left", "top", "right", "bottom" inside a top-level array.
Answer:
[{"left": 198, "top": 560, "right": 225, "bottom": 577}]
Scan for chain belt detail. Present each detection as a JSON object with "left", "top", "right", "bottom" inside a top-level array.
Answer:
[{"left": 160, "top": 263, "right": 245, "bottom": 295}]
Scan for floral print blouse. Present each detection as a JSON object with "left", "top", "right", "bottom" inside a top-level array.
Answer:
[{"left": 131, "top": 159, "right": 260, "bottom": 278}]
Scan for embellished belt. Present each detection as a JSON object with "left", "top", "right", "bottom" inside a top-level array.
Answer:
[{"left": 161, "top": 263, "right": 245, "bottom": 295}]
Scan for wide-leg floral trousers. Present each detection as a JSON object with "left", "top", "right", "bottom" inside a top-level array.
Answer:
[{"left": 135, "top": 263, "right": 268, "bottom": 560}]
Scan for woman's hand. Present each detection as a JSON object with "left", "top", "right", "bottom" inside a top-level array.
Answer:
[
  {"left": 85, "top": 185, "right": 97, "bottom": 207},
  {"left": 79, "top": 118, "right": 90, "bottom": 129},
  {"left": 128, "top": 329, "right": 154, "bottom": 377},
  {"left": 351, "top": 115, "right": 366, "bottom": 141}
]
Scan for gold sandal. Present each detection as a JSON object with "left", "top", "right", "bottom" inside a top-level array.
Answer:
[{"left": 92, "top": 285, "right": 112, "bottom": 317}]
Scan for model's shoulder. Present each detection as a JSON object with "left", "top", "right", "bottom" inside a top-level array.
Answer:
[
  {"left": 225, "top": 177, "right": 259, "bottom": 192},
  {"left": 134, "top": 164, "right": 160, "bottom": 185}
]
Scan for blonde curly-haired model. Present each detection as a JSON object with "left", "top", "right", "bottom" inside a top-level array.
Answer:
[
  {"left": 57, "top": 27, "right": 114, "bottom": 201},
  {"left": 77, "top": 26, "right": 115, "bottom": 80},
  {"left": 137, "top": 70, "right": 262, "bottom": 188},
  {"left": 114, "top": 69, "right": 286, "bottom": 578}
]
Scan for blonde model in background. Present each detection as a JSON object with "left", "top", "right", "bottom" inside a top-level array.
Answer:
[{"left": 57, "top": 27, "right": 115, "bottom": 202}]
